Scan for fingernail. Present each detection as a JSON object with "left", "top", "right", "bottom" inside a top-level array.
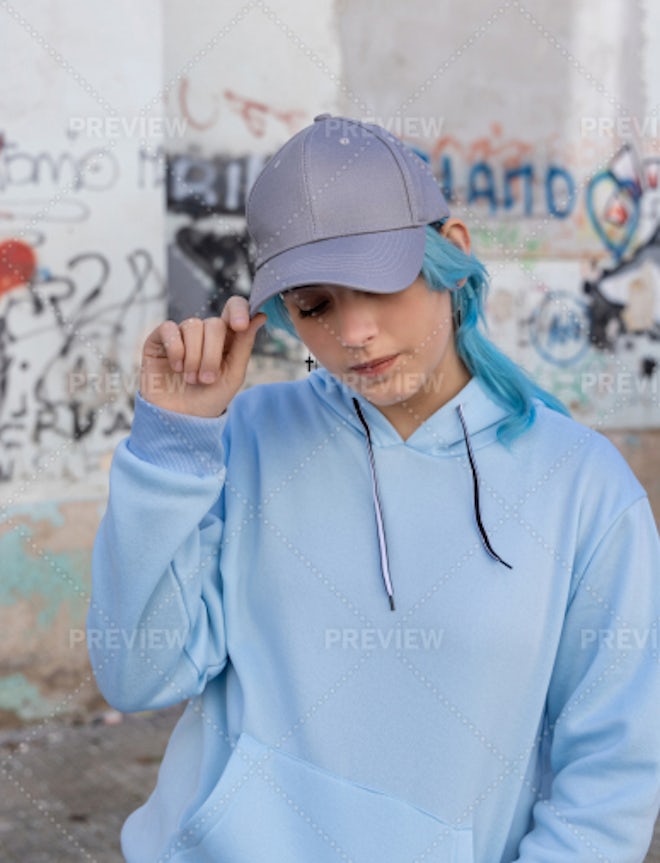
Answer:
[
  {"left": 184, "top": 372, "right": 197, "bottom": 384},
  {"left": 173, "top": 361, "right": 183, "bottom": 372},
  {"left": 199, "top": 371, "right": 216, "bottom": 384}
]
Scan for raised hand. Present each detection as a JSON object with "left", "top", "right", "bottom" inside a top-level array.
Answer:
[{"left": 139, "top": 296, "right": 267, "bottom": 417}]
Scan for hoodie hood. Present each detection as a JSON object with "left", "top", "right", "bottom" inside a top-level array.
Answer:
[
  {"left": 307, "top": 367, "right": 514, "bottom": 611},
  {"left": 307, "top": 367, "right": 511, "bottom": 455}
]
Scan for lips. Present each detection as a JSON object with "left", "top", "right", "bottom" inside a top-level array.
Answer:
[{"left": 349, "top": 354, "right": 399, "bottom": 376}]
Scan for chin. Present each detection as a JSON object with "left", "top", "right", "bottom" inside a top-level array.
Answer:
[{"left": 354, "top": 383, "right": 412, "bottom": 406}]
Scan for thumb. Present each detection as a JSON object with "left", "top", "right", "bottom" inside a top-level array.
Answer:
[{"left": 224, "top": 313, "right": 267, "bottom": 377}]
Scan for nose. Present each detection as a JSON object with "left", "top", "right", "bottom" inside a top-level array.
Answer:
[{"left": 336, "top": 291, "right": 379, "bottom": 349}]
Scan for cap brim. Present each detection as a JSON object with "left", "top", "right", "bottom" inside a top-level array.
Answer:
[{"left": 249, "top": 226, "right": 427, "bottom": 315}]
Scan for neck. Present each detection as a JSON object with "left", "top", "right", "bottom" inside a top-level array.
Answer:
[{"left": 377, "top": 357, "right": 472, "bottom": 441}]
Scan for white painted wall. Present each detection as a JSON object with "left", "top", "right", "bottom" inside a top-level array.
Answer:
[
  {"left": 0, "top": 0, "right": 166, "bottom": 486},
  {"left": 162, "top": 0, "right": 342, "bottom": 155}
]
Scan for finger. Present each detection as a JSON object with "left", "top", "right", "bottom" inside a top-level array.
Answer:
[
  {"left": 179, "top": 318, "right": 204, "bottom": 383},
  {"left": 157, "top": 320, "right": 185, "bottom": 371},
  {"left": 197, "top": 318, "right": 227, "bottom": 384},
  {"left": 220, "top": 296, "right": 251, "bottom": 332},
  {"left": 223, "top": 313, "right": 267, "bottom": 379}
]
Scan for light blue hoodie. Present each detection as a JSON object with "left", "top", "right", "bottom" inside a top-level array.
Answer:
[{"left": 88, "top": 368, "right": 660, "bottom": 863}]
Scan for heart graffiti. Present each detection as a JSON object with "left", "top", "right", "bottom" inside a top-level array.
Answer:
[{"left": 586, "top": 168, "right": 641, "bottom": 260}]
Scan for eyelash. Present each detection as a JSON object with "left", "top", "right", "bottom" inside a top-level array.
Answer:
[{"left": 297, "top": 300, "right": 328, "bottom": 318}]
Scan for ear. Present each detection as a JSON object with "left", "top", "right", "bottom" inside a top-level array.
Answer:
[
  {"left": 437, "top": 218, "right": 472, "bottom": 287},
  {"left": 438, "top": 218, "right": 471, "bottom": 255}
]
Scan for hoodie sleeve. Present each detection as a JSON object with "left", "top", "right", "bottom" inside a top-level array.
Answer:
[
  {"left": 86, "top": 392, "right": 230, "bottom": 713},
  {"left": 515, "top": 494, "right": 660, "bottom": 863}
]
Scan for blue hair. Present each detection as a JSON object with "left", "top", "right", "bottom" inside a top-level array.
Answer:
[
  {"left": 260, "top": 225, "right": 571, "bottom": 446},
  {"left": 420, "top": 226, "right": 570, "bottom": 445}
]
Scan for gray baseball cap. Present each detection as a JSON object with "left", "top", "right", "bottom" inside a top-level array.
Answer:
[{"left": 246, "top": 114, "right": 450, "bottom": 314}]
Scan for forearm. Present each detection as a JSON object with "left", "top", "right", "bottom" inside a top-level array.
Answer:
[{"left": 87, "top": 394, "right": 229, "bottom": 711}]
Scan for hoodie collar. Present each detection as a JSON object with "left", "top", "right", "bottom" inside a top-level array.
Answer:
[{"left": 307, "top": 367, "right": 510, "bottom": 455}]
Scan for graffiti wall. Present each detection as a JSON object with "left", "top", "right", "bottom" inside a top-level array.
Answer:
[
  {"left": 410, "top": 133, "right": 660, "bottom": 428},
  {"left": 164, "top": 131, "right": 660, "bottom": 424},
  {"left": 160, "top": 0, "right": 660, "bottom": 426},
  {"left": 0, "top": 0, "right": 166, "bottom": 721},
  {"left": 1, "top": 0, "right": 657, "bottom": 727},
  {"left": 336, "top": 0, "right": 659, "bottom": 429},
  {"left": 0, "top": 0, "right": 342, "bottom": 722},
  {"left": 0, "top": 242, "right": 164, "bottom": 482}
]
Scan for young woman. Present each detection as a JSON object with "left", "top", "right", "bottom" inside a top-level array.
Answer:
[{"left": 88, "top": 115, "right": 660, "bottom": 862}]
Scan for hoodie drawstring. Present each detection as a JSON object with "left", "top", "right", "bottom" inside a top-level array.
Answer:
[
  {"left": 456, "top": 404, "right": 512, "bottom": 570},
  {"left": 352, "top": 398, "right": 396, "bottom": 611},
  {"left": 352, "top": 397, "right": 512, "bottom": 612}
]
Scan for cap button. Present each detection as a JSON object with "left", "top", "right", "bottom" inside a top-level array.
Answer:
[{"left": 314, "top": 113, "right": 332, "bottom": 122}]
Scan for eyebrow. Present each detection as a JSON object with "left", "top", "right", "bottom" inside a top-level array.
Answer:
[{"left": 282, "top": 285, "right": 327, "bottom": 297}]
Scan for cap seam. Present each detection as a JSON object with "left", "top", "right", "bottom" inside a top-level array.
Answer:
[{"left": 302, "top": 126, "right": 317, "bottom": 239}]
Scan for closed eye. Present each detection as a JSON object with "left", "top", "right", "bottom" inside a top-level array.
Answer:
[{"left": 298, "top": 300, "right": 329, "bottom": 318}]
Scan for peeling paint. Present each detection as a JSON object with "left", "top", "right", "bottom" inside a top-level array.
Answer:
[
  {"left": 0, "top": 502, "right": 99, "bottom": 726},
  {"left": 0, "top": 522, "right": 89, "bottom": 630}
]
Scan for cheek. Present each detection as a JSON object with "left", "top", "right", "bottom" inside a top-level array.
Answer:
[
  {"left": 412, "top": 294, "right": 453, "bottom": 354},
  {"left": 293, "top": 316, "right": 338, "bottom": 352}
]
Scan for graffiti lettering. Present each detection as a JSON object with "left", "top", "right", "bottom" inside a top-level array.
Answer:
[
  {"left": 177, "top": 79, "right": 305, "bottom": 138},
  {"left": 137, "top": 144, "right": 166, "bottom": 189},
  {"left": 0, "top": 136, "right": 120, "bottom": 192},
  {"left": 167, "top": 153, "right": 268, "bottom": 216},
  {"left": 224, "top": 89, "right": 306, "bottom": 137},
  {"left": 435, "top": 156, "right": 577, "bottom": 218}
]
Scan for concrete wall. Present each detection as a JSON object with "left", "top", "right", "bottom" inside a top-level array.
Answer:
[
  {"left": 0, "top": 0, "right": 658, "bottom": 725},
  {"left": 0, "top": 0, "right": 166, "bottom": 723}
]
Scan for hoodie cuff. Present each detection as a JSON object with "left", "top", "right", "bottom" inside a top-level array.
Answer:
[{"left": 127, "top": 391, "right": 227, "bottom": 476}]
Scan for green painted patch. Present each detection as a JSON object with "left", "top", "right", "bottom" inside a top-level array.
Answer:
[
  {"left": 0, "top": 673, "right": 60, "bottom": 721},
  {"left": 0, "top": 509, "right": 89, "bottom": 629}
]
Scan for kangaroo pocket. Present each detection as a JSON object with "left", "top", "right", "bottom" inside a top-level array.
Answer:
[{"left": 168, "top": 732, "right": 473, "bottom": 862}]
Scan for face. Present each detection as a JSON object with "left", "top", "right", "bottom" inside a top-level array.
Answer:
[{"left": 282, "top": 276, "right": 471, "bottom": 438}]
